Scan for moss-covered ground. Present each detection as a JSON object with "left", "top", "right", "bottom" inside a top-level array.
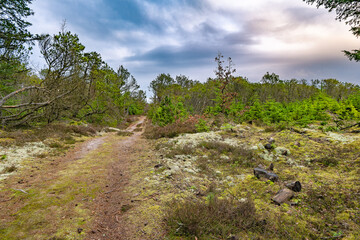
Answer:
[
  {"left": 129, "top": 123, "right": 360, "bottom": 239},
  {"left": 0, "top": 120, "right": 359, "bottom": 239}
]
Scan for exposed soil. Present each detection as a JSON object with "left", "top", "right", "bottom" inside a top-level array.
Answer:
[
  {"left": 88, "top": 116, "right": 147, "bottom": 240},
  {"left": 0, "top": 116, "right": 151, "bottom": 239}
]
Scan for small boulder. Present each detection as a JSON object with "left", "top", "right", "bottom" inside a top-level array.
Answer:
[
  {"left": 272, "top": 188, "right": 294, "bottom": 205},
  {"left": 154, "top": 164, "right": 163, "bottom": 169},
  {"left": 285, "top": 181, "right": 302, "bottom": 192},
  {"left": 268, "top": 163, "right": 274, "bottom": 171},
  {"left": 264, "top": 143, "right": 273, "bottom": 150}
]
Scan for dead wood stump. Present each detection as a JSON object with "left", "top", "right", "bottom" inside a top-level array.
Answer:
[{"left": 285, "top": 181, "right": 302, "bottom": 192}]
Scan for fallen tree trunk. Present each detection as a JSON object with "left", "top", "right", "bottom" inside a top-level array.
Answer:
[
  {"left": 0, "top": 87, "right": 75, "bottom": 127},
  {"left": 340, "top": 122, "right": 360, "bottom": 130},
  {"left": 253, "top": 167, "right": 279, "bottom": 182}
]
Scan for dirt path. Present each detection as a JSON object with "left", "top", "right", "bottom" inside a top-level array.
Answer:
[
  {"left": 0, "top": 116, "right": 153, "bottom": 240},
  {"left": 88, "top": 116, "right": 147, "bottom": 240}
]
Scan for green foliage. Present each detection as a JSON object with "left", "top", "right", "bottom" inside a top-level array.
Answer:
[
  {"left": 347, "top": 91, "right": 360, "bottom": 111},
  {"left": 1, "top": 26, "right": 146, "bottom": 127},
  {"left": 336, "top": 100, "right": 360, "bottom": 120},
  {"left": 195, "top": 119, "right": 209, "bottom": 132},
  {"left": 214, "top": 53, "right": 237, "bottom": 113},
  {"left": 145, "top": 61, "right": 360, "bottom": 129},
  {"left": 0, "top": 0, "right": 42, "bottom": 98},
  {"left": 149, "top": 96, "right": 188, "bottom": 126},
  {"left": 0, "top": 0, "right": 39, "bottom": 60},
  {"left": 149, "top": 73, "right": 175, "bottom": 103},
  {"left": 235, "top": 93, "right": 359, "bottom": 126}
]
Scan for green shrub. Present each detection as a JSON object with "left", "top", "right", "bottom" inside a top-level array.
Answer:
[
  {"left": 149, "top": 96, "right": 188, "bottom": 126},
  {"left": 195, "top": 119, "right": 209, "bottom": 132}
]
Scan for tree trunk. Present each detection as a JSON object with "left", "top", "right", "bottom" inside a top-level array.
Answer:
[{"left": 253, "top": 167, "right": 279, "bottom": 182}]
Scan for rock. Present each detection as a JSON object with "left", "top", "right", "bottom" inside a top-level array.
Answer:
[
  {"left": 269, "top": 137, "right": 275, "bottom": 144},
  {"left": 285, "top": 181, "right": 302, "bottom": 192},
  {"left": 154, "top": 164, "right": 163, "bottom": 169},
  {"left": 264, "top": 143, "right": 273, "bottom": 150},
  {"left": 268, "top": 163, "right": 274, "bottom": 171},
  {"left": 106, "top": 127, "right": 122, "bottom": 132},
  {"left": 257, "top": 164, "right": 266, "bottom": 169},
  {"left": 272, "top": 188, "right": 294, "bottom": 205},
  {"left": 77, "top": 228, "right": 83, "bottom": 234}
]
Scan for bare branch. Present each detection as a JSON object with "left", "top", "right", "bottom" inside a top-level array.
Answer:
[{"left": 0, "top": 86, "right": 45, "bottom": 106}]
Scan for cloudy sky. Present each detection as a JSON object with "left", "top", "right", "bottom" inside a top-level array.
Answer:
[{"left": 28, "top": 0, "right": 360, "bottom": 93}]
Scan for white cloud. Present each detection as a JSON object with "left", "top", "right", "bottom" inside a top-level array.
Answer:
[{"left": 27, "top": 0, "right": 360, "bottom": 88}]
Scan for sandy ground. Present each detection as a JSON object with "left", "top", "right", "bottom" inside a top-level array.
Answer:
[
  {"left": 0, "top": 116, "right": 151, "bottom": 240},
  {"left": 88, "top": 116, "right": 147, "bottom": 240}
]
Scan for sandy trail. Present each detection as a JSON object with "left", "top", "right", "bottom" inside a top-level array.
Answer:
[
  {"left": 87, "top": 115, "right": 147, "bottom": 240},
  {"left": 0, "top": 116, "right": 149, "bottom": 239}
]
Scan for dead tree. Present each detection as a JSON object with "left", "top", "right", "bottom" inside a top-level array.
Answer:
[{"left": 0, "top": 86, "right": 74, "bottom": 127}]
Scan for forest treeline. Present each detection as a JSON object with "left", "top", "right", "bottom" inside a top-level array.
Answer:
[
  {"left": 147, "top": 54, "right": 360, "bottom": 134},
  {"left": 1, "top": 1, "right": 360, "bottom": 131},
  {"left": 0, "top": 1, "right": 146, "bottom": 128}
]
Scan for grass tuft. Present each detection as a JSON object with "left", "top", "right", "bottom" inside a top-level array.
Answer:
[
  {"left": 165, "top": 196, "right": 262, "bottom": 238},
  {"left": 0, "top": 124, "right": 100, "bottom": 147}
]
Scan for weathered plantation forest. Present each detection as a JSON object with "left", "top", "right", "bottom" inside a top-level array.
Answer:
[{"left": 1, "top": 0, "right": 360, "bottom": 240}]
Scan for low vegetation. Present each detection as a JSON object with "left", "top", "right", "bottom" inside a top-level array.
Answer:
[
  {"left": 0, "top": 123, "right": 98, "bottom": 147},
  {"left": 165, "top": 196, "right": 262, "bottom": 238},
  {"left": 138, "top": 123, "right": 360, "bottom": 239}
]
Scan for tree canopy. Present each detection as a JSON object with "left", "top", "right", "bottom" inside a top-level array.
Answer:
[{"left": 0, "top": 0, "right": 40, "bottom": 60}]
